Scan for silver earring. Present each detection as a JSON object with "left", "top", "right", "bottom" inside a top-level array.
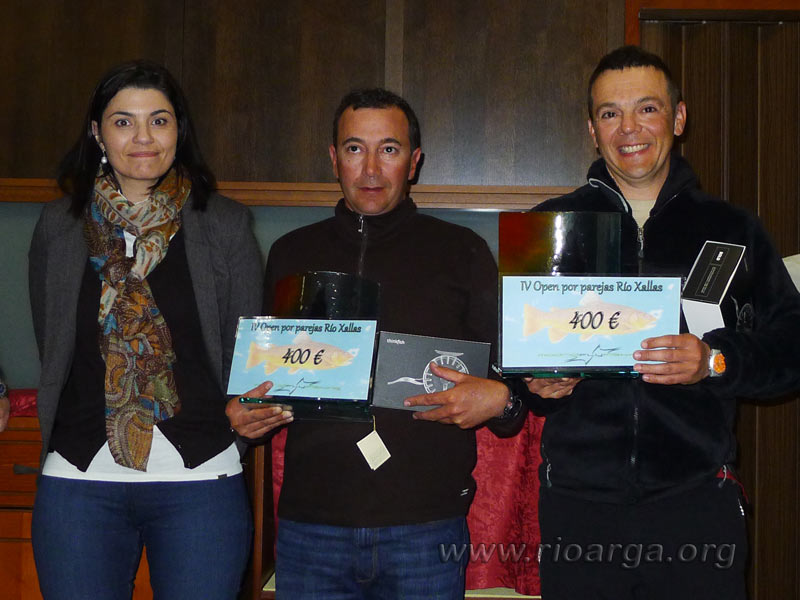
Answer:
[{"left": 100, "top": 150, "right": 108, "bottom": 165}]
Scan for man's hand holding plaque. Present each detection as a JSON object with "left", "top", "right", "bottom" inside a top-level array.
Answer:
[{"left": 226, "top": 381, "right": 294, "bottom": 440}]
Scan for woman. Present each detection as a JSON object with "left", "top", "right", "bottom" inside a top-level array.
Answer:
[{"left": 29, "top": 60, "right": 264, "bottom": 599}]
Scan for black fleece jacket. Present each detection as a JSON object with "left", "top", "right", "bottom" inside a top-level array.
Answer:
[
  {"left": 523, "top": 155, "right": 800, "bottom": 503},
  {"left": 264, "top": 197, "right": 500, "bottom": 526}
]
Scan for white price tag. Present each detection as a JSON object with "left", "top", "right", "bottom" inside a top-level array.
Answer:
[{"left": 356, "top": 429, "right": 391, "bottom": 471}]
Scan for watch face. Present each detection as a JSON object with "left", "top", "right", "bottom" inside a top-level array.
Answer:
[
  {"left": 711, "top": 351, "right": 726, "bottom": 375},
  {"left": 422, "top": 353, "right": 469, "bottom": 393}
]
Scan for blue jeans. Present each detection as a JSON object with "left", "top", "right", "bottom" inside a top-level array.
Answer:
[
  {"left": 32, "top": 474, "right": 252, "bottom": 600},
  {"left": 275, "top": 516, "right": 469, "bottom": 600}
]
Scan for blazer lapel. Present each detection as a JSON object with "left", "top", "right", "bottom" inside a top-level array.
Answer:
[{"left": 181, "top": 206, "right": 223, "bottom": 386}]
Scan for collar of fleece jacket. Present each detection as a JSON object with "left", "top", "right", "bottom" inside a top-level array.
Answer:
[
  {"left": 586, "top": 153, "right": 698, "bottom": 214},
  {"left": 332, "top": 195, "right": 417, "bottom": 245},
  {"left": 573, "top": 154, "right": 746, "bottom": 276}
]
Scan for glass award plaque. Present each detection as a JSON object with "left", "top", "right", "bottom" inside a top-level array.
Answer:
[
  {"left": 500, "top": 275, "right": 681, "bottom": 377},
  {"left": 229, "top": 317, "right": 378, "bottom": 419},
  {"left": 498, "top": 211, "right": 680, "bottom": 377},
  {"left": 236, "top": 271, "right": 380, "bottom": 421}
]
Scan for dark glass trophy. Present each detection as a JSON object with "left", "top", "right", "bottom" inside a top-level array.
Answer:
[
  {"left": 273, "top": 271, "right": 380, "bottom": 321},
  {"left": 497, "top": 211, "right": 679, "bottom": 378},
  {"left": 266, "top": 271, "right": 380, "bottom": 421},
  {"left": 499, "top": 211, "right": 621, "bottom": 275}
]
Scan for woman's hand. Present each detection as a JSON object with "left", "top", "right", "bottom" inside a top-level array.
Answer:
[{"left": 225, "top": 381, "right": 293, "bottom": 439}]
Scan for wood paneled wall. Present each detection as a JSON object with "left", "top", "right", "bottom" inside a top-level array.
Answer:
[
  {"left": 642, "top": 18, "right": 800, "bottom": 600},
  {"left": 182, "top": 1, "right": 387, "bottom": 182},
  {"left": 402, "top": 0, "right": 618, "bottom": 185},
  {"left": 0, "top": 0, "right": 624, "bottom": 189},
  {"left": 0, "top": 0, "right": 183, "bottom": 179}
]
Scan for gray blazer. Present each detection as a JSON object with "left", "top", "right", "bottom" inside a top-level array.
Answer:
[{"left": 28, "top": 194, "right": 263, "bottom": 468}]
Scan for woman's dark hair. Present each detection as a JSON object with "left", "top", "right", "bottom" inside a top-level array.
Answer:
[{"left": 58, "top": 60, "right": 215, "bottom": 215}]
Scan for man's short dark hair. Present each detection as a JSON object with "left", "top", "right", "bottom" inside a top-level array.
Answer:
[
  {"left": 587, "top": 45, "right": 682, "bottom": 118},
  {"left": 332, "top": 88, "right": 421, "bottom": 152}
]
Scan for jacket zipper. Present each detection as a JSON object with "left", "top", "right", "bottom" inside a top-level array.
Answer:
[
  {"left": 637, "top": 190, "right": 683, "bottom": 271},
  {"left": 587, "top": 178, "right": 690, "bottom": 487},
  {"left": 590, "top": 177, "right": 687, "bottom": 274},
  {"left": 588, "top": 177, "right": 645, "bottom": 482},
  {"left": 637, "top": 226, "right": 644, "bottom": 273},
  {"left": 357, "top": 214, "right": 367, "bottom": 278},
  {"left": 541, "top": 442, "right": 553, "bottom": 487},
  {"left": 630, "top": 398, "right": 639, "bottom": 470}
]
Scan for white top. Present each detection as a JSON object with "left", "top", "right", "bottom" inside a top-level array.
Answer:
[
  {"left": 41, "top": 426, "right": 242, "bottom": 482},
  {"left": 627, "top": 197, "right": 656, "bottom": 229}
]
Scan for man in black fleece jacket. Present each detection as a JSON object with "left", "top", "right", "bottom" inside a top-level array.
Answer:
[
  {"left": 227, "top": 88, "right": 521, "bottom": 599},
  {"left": 522, "top": 46, "right": 800, "bottom": 599}
]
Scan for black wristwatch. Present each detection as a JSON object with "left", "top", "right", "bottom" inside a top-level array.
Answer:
[{"left": 499, "top": 391, "right": 523, "bottom": 421}]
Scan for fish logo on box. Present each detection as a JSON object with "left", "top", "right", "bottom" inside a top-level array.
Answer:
[{"left": 386, "top": 349, "right": 469, "bottom": 393}]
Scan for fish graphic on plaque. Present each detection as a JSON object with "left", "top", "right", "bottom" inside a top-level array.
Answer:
[
  {"left": 523, "top": 291, "right": 662, "bottom": 343},
  {"left": 500, "top": 275, "right": 681, "bottom": 377},
  {"left": 245, "top": 332, "right": 359, "bottom": 375},
  {"left": 229, "top": 316, "right": 378, "bottom": 422}
]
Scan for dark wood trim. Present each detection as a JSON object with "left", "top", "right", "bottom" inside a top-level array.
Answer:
[
  {"left": 240, "top": 445, "right": 274, "bottom": 600},
  {"left": 626, "top": 0, "right": 643, "bottom": 43},
  {"left": 626, "top": 0, "right": 800, "bottom": 44},
  {"left": 0, "top": 179, "right": 61, "bottom": 203},
  {"left": 641, "top": 8, "right": 800, "bottom": 21},
  {"left": 0, "top": 179, "right": 569, "bottom": 211}
]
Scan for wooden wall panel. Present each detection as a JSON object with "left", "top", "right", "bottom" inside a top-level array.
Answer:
[
  {"left": 0, "top": 0, "right": 183, "bottom": 179},
  {"left": 746, "top": 397, "right": 800, "bottom": 600},
  {"left": 182, "top": 0, "right": 385, "bottom": 182},
  {"left": 641, "top": 21, "right": 729, "bottom": 197},
  {"left": 643, "top": 16, "right": 800, "bottom": 600},
  {"left": 642, "top": 19, "right": 800, "bottom": 243},
  {"left": 759, "top": 23, "right": 800, "bottom": 255},
  {"left": 725, "top": 23, "right": 759, "bottom": 216},
  {"left": 627, "top": 1, "right": 800, "bottom": 45},
  {"left": 403, "top": 0, "right": 623, "bottom": 187},
  {"left": 640, "top": 20, "right": 683, "bottom": 81},
  {"left": 750, "top": 24, "right": 800, "bottom": 600},
  {"left": 680, "top": 24, "right": 725, "bottom": 197},
  {"left": 0, "top": 0, "right": 628, "bottom": 190}
]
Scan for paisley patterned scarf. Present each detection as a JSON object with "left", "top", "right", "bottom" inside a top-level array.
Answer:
[{"left": 84, "top": 170, "right": 190, "bottom": 470}]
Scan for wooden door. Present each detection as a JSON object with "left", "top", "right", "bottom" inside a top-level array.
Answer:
[{"left": 641, "top": 17, "right": 800, "bottom": 600}]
